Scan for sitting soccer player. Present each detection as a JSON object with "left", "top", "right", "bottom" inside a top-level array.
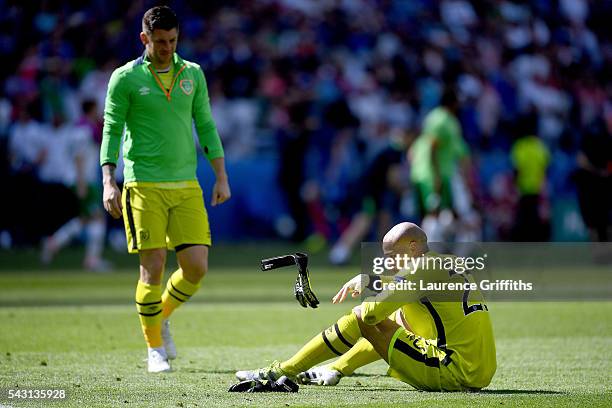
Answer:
[{"left": 236, "top": 222, "right": 496, "bottom": 391}]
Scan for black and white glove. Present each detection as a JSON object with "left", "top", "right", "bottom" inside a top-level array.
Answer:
[{"left": 260, "top": 252, "right": 319, "bottom": 308}]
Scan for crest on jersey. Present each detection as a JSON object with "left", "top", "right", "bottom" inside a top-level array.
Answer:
[
  {"left": 139, "top": 229, "right": 150, "bottom": 242},
  {"left": 179, "top": 79, "right": 194, "bottom": 95}
]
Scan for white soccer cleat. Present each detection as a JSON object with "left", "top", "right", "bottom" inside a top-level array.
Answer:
[
  {"left": 235, "top": 361, "right": 285, "bottom": 382},
  {"left": 297, "top": 366, "right": 343, "bottom": 386},
  {"left": 147, "top": 347, "right": 171, "bottom": 373},
  {"left": 161, "top": 319, "right": 176, "bottom": 360}
]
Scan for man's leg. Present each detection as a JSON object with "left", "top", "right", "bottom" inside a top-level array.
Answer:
[
  {"left": 135, "top": 248, "right": 170, "bottom": 373},
  {"left": 300, "top": 309, "right": 412, "bottom": 384},
  {"left": 41, "top": 217, "right": 83, "bottom": 264},
  {"left": 352, "top": 306, "right": 400, "bottom": 363},
  {"left": 236, "top": 311, "right": 363, "bottom": 381},
  {"left": 161, "top": 245, "right": 207, "bottom": 319},
  {"left": 355, "top": 306, "right": 454, "bottom": 391},
  {"left": 328, "top": 338, "right": 380, "bottom": 376},
  {"left": 159, "top": 245, "right": 207, "bottom": 359},
  {"left": 297, "top": 338, "right": 381, "bottom": 386},
  {"left": 136, "top": 248, "right": 166, "bottom": 345},
  {"left": 84, "top": 212, "right": 108, "bottom": 271}
]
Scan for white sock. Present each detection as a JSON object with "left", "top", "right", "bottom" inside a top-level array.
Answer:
[
  {"left": 52, "top": 218, "right": 83, "bottom": 249},
  {"left": 85, "top": 219, "right": 106, "bottom": 262}
]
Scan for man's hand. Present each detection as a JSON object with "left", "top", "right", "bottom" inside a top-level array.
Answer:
[
  {"left": 211, "top": 176, "right": 231, "bottom": 207},
  {"left": 210, "top": 157, "right": 231, "bottom": 207},
  {"left": 332, "top": 274, "right": 370, "bottom": 304},
  {"left": 102, "top": 164, "right": 122, "bottom": 219}
]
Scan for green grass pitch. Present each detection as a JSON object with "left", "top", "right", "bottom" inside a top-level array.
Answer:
[{"left": 0, "top": 248, "right": 610, "bottom": 407}]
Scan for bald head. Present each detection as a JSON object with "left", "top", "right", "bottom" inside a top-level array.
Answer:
[{"left": 382, "top": 222, "right": 429, "bottom": 256}]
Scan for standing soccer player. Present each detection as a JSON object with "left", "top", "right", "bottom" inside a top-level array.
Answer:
[{"left": 100, "top": 6, "right": 231, "bottom": 373}]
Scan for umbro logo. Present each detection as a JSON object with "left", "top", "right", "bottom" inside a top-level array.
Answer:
[{"left": 139, "top": 86, "right": 150, "bottom": 95}]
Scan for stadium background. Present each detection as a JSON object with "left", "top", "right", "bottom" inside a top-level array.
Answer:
[
  {"left": 1, "top": 0, "right": 610, "bottom": 251},
  {"left": 0, "top": 2, "right": 611, "bottom": 407}
]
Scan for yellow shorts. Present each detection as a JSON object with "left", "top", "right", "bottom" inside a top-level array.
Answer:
[
  {"left": 122, "top": 181, "right": 211, "bottom": 254},
  {"left": 387, "top": 327, "right": 463, "bottom": 391}
]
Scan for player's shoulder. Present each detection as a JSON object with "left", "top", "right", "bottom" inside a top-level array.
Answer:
[
  {"left": 179, "top": 57, "right": 206, "bottom": 78},
  {"left": 109, "top": 58, "right": 143, "bottom": 83}
]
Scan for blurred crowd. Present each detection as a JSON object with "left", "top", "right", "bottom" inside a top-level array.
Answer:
[{"left": 1, "top": 0, "right": 611, "bottom": 254}]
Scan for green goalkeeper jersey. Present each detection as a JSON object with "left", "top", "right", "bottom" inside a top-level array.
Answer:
[{"left": 100, "top": 53, "right": 224, "bottom": 183}]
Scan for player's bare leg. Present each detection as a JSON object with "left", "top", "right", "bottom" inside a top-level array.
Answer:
[
  {"left": 137, "top": 248, "right": 170, "bottom": 373},
  {"left": 176, "top": 245, "right": 208, "bottom": 283},
  {"left": 159, "top": 245, "right": 208, "bottom": 360},
  {"left": 329, "top": 213, "right": 373, "bottom": 265},
  {"left": 352, "top": 306, "right": 401, "bottom": 363}
]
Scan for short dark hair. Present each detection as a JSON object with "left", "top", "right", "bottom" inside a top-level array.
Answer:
[
  {"left": 142, "top": 6, "right": 179, "bottom": 35},
  {"left": 440, "top": 86, "right": 458, "bottom": 109}
]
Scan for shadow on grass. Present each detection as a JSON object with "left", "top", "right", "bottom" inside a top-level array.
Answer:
[
  {"left": 332, "top": 388, "right": 564, "bottom": 395},
  {"left": 181, "top": 368, "right": 238, "bottom": 374},
  {"left": 479, "top": 389, "right": 564, "bottom": 395},
  {"left": 351, "top": 373, "right": 385, "bottom": 378}
]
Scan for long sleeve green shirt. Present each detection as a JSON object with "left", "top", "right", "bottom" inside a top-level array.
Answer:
[{"left": 100, "top": 53, "right": 224, "bottom": 183}]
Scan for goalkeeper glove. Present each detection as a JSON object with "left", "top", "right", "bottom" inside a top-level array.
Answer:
[{"left": 260, "top": 252, "right": 319, "bottom": 308}]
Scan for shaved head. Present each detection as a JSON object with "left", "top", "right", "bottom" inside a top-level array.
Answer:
[{"left": 382, "top": 222, "right": 429, "bottom": 256}]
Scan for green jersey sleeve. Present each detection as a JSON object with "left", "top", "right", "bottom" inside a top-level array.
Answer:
[
  {"left": 193, "top": 67, "right": 224, "bottom": 161},
  {"left": 100, "top": 69, "right": 130, "bottom": 166}
]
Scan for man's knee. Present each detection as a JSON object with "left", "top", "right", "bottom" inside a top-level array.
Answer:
[
  {"left": 352, "top": 305, "right": 362, "bottom": 320},
  {"left": 179, "top": 247, "right": 208, "bottom": 283},
  {"left": 182, "top": 260, "right": 207, "bottom": 282},
  {"left": 139, "top": 249, "right": 167, "bottom": 283}
]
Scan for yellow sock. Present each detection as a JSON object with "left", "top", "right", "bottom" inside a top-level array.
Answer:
[
  {"left": 161, "top": 269, "right": 201, "bottom": 318},
  {"left": 135, "top": 280, "right": 162, "bottom": 348},
  {"left": 280, "top": 312, "right": 362, "bottom": 376},
  {"left": 329, "top": 338, "right": 381, "bottom": 375}
]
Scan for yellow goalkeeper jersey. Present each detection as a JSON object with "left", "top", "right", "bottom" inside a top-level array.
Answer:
[{"left": 363, "top": 252, "right": 497, "bottom": 389}]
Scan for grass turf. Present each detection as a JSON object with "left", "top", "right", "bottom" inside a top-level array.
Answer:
[{"left": 0, "top": 251, "right": 610, "bottom": 407}]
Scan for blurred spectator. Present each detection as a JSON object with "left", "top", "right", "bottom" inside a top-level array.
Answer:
[
  {"left": 6, "top": 102, "right": 48, "bottom": 244},
  {"left": 329, "top": 128, "right": 414, "bottom": 265},
  {"left": 40, "top": 103, "right": 109, "bottom": 271},
  {"left": 1, "top": 0, "right": 610, "bottom": 244},
  {"left": 410, "top": 88, "right": 474, "bottom": 242},
  {"left": 510, "top": 116, "right": 551, "bottom": 241},
  {"left": 574, "top": 119, "right": 612, "bottom": 242}
]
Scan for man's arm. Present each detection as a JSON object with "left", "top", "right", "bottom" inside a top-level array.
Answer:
[
  {"left": 100, "top": 69, "right": 129, "bottom": 168},
  {"left": 192, "top": 67, "right": 225, "bottom": 161},
  {"left": 192, "top": 66, "right": 230, "bottom": 206},
  {"left": 100, "top": 68, "right": 128, "bottom": 219}
]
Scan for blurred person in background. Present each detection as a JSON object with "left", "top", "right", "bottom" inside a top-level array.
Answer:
[
  {"left": 6, "top": 102, "right": 47, "bottom": 245},
  {"left": 510, "top": 115, "right": 551, "bottom": 241},
  {"left": 409, "top": 87, "right": 475, "bottom": 243},
  {"left": 40, "top": 100, "right": 109, "bottom": 271},
  {"left": 329, "top": 128, "right": 414, "bottom": 265},
  {"left": 574, "top": 118, "right": 612, "bottom": 244}
]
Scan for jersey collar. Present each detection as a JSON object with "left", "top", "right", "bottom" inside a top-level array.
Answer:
[{"left": 134, "top": 52, "right": 184, "bottom": 69}]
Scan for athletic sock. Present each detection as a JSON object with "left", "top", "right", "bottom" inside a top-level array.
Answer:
[
  {"left": 161, "top": 269, "right": 200, "bottom": 318},
  {"left": 52, "top": 218, "right": 82, "bottom": 248},
  {"left": 280, "top": 312, "right": 362, "bottom": 376},
  {"left": 135, "top": 280, "right": 163, "bottom": 348},
  {"left": 329, "top": 338, "right": 380, "bottom": 376},
  {"left": 85, "top": 218, "right": 106, "bottom": 263}
]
